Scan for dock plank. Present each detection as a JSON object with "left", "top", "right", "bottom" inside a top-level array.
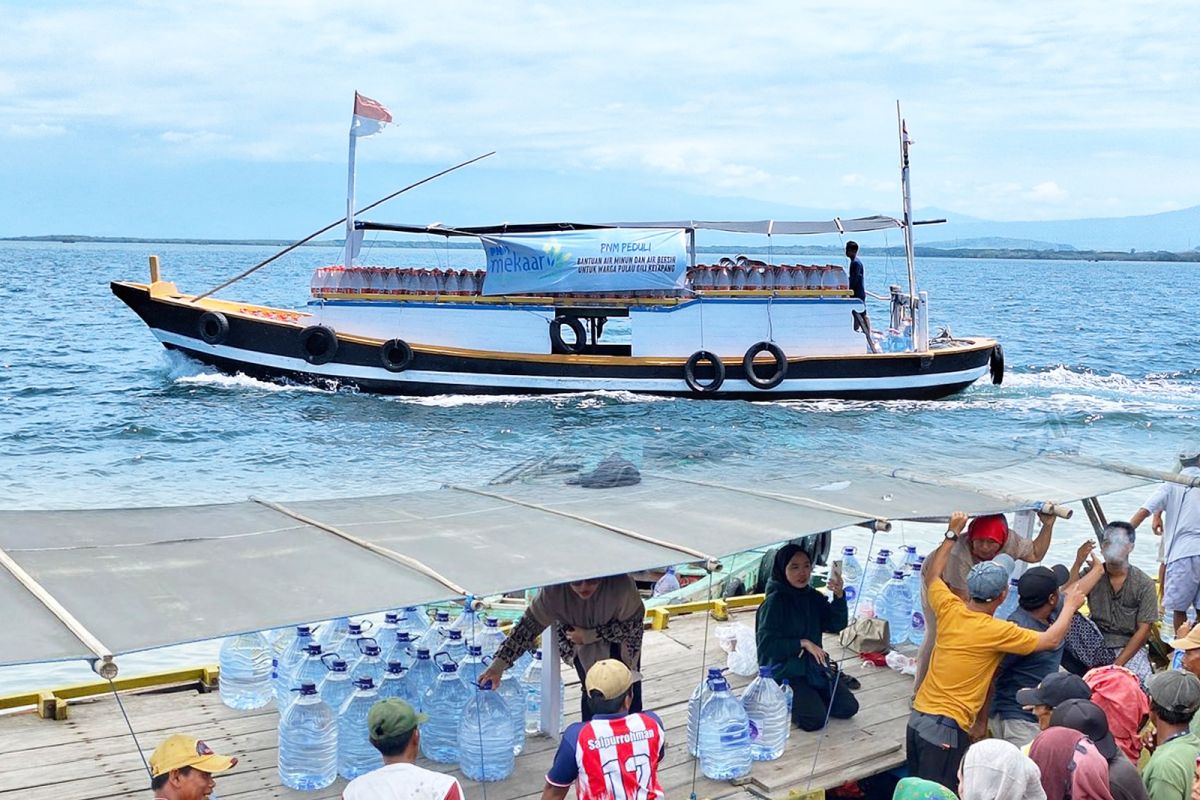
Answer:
[{"left": 0, "top": 612, "right": 914, "bottom": 800}]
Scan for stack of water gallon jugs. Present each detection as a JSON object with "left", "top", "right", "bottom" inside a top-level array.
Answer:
[
  {"left": 218, "top": 604, "right": 562, "bottom": 790},
  {"left": 686, "top": 664, "right": 793, "bottom": 781},
  {"left": 840, "top": 544, "right": 926, "bottom": 647}
]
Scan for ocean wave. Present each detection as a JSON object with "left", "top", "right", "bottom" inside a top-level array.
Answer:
[
  {"left": 390, "top": 390, "right": 669, "bottom": 409},
  {"left": 1006, "top": 366, "right": 1200, "bottom": 398}
]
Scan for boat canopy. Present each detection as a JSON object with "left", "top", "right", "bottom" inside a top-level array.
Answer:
[
  {"left": 355, "top": 215, "right": 904, "bottom": 238},
  {"left": 0, "top": 452, "right": 1190, "bottom": 670}
]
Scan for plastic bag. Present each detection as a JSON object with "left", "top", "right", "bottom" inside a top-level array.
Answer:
[
  {"left": 885, "top": 650, "right": 917, "bottom": 676},
  {"left": 715, "top": 622, "right": 759, "bottom": 676}
]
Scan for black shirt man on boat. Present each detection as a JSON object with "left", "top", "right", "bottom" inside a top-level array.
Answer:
[{"left": 845, "top": 241, "right": 865, "bottom": 302}]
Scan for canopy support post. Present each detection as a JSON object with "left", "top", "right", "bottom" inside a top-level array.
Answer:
[
  {"left": 539, "top": 625, "right": 562, "bottom": 738},
  {"left": 0, "top": 546, "right": 117, "bottom": 678},
  {"left": 1081, "top": 497, "right": 1108, "bottom": 536}
]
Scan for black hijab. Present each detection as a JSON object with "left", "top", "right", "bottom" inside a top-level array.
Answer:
[{"left": 768, "top": 543, "right": 813, "bottom": 596}]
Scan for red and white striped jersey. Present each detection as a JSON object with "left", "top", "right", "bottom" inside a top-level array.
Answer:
[{"left": 571, "top": 712, "right": 666, "bottom": 800}]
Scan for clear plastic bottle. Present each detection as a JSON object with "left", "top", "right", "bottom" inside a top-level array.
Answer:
[
  {"left": 317, "top": 617, "right": 350, "bottom": 656},
  {"left": 877, "top": 570, "right": 913, "bottom": 646},
  {"left": 318, "top": 659, "right": 353, "bottom": 717},
  {"left": 274, "top": 625, "right": 315, "bottom": 708},
  {"left": 278, "top": 682, "right": 337, "bottom": 791},
  {"left": 906, "top": 563, "right": 926, "bottom": 646},
  {"left": 379, "top": 661, "right": 413, "bottom": 704},
  {"left": 218, "top": 631, "right": 273, "bottom": 710},
  {"left": 996, "top": 578, "right": 1020, "bottom": 621},
  {"left": 839, "top": 547, "right": 864, "bottom": 618},
  {"left": 521, "top": 650, "right": 544, "bottom": 734},
  {"left": 858, "top": 555, "right": 892, "bottom": 618},
  {"left": 781, "top": 680, "right": 794, "bottom": 738},
  {"left": 420, "top": 659, "right": 474, "bottom": 763},
  {"left": 892, "top": 545, "right": 919, "bottom": 573},
  {"left": 407, "top": 648, "right": 439, "bottom": 710},
  {"left": 687, "top": 667, "right": 726, "bottom": 756},
  {"left": 383, "top": 631, "right": 417, "bottom": 670},
  {"left": 458, "top": 645, "right": 488, "bottom": 687},
  {"left": 653, "top": 566, "right": 681, "bottom": 596},
  {"left": 337, "top": 677, "right": 383, "bottom": 780},
  {"left": 698, "top": 676, "right": 752, "bottom": 780},
  {"left": 439, "top": 629, "right": 468, "bottom": 664},
  {"left": 740, "top": 666, "right": 788, "bottom": 761},
  {"left": 475, "top": 618, "right": 506, "bottom": 659},
  {"left": 458, "top": 689, "right": 515, "bottom": 781},
  {"left": 448, "top": 603, "right": 481, "bottom": 645},
  {"left": 417, "top": 611, "right": 451, "bottom": 655},
  {"left": 286, "top": 644, "right": 329, "bottom": 714},
  {"left": 351, "top": 640, "right": 386, "bottom": 689},
  {"left": 497, "top": 668, "right": 527, "bottom": 756},
  {"left": 337, "top": 622, "right": 371, "bottom": 662},
  {"left": 398, "top": 606, "right": 430, "bottom": 638}
]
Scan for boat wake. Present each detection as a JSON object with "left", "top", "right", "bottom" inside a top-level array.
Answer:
[
  {"left": 388, "top": 390, "right": 669, "bottom": 408},
  {"left": 160, "top": 352, "right": 327, "bottom": 394}
]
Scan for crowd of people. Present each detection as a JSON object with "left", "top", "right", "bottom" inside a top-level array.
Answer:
[{"left": 150, "top": 447, "right": 1200, "bottom": 800}]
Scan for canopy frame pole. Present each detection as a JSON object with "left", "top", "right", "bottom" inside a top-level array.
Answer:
[
  {"left": 648, "top": 473, "right": 893, "bottom": 532},
  {"left": 0, "top": 545, "right": 117, "bottom": 677},
  {"left": 885, "top": 467, "right": 1073, "bottom": 519},
  {"left": 1081, "top": 497, "right": 1108, "bottom": 536},
  {"left": 1048, "top": 453, "right": 1200, "bottom": 489},
  {"left": 447, "top": 485, "right": 719, "bottom": 566},
  {"left": 252, "top": 498, "right": 469, "bottom": 596}
]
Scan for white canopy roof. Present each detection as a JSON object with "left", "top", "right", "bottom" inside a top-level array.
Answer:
[{"left": 0, "top": 452, "right": 1190, "bottom": 670}]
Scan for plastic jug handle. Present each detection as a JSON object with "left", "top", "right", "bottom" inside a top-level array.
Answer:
[
  {"left": 320, "top": 653, "right": 338, "bottom": 670},
  {"left": 357, "top": 636, "right": 377, "bottom": 654}
]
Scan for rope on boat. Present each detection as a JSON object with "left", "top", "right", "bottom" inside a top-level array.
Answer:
[
  {"left": 447, "top": 485, "right": 718, "bottom": 566},
  {"left": 250, "top": 498, "right": 470, "bottom": 596},
  {"left": 646, "top": 473, "right": 892, "bottom": 532},
  {"left": 108, "top": 677, "right": 152, "bottom": 780},
  {"left": 687, "top": 564, "right": 717, "bottom": 800},
  {"left": 190, "top": 151, "right": 496, "bottom": 303}
]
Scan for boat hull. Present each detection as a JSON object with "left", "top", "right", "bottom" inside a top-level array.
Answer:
[{"left": 112, "top": 281, "right": 997, "bottom": 401}]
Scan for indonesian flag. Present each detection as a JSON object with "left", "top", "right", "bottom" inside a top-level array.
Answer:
[{"left": 351, "top": 92, "right": 392, "bottom": 137}]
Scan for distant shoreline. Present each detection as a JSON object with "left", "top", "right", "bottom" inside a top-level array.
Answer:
[{"left": 2, "top": 234, "right": 1197, "bottom": 262}]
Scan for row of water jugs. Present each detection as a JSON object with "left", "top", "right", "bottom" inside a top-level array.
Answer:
[
  {"left": 689, "top": 263, "right": 849, "bottom": 291},
  {"left": 311, "top": 267, "right": 487, "bottom": 298},
  {"left": 841, "top": 545, "right": 928, "bottom": 647},
  {"left": 218, "top": 605, "right": 561, "bottom": 790},
  {"left": 683, "top": 666, "right": 794, "bottom": 780}
]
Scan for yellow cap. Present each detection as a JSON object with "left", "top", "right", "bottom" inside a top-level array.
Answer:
[
  {"left": 1170, "top": 624, "right": 1200, "bottom": 652},
  {"left": 585, "top": 659, "right": 635, "bottom": 700},
  {"left": 149, "top": 734, "right": 237, "bottom": 778}
]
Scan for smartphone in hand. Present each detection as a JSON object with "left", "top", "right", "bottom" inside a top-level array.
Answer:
[{"left": 830, "top": 559, "right": 843, "bottom": 585}]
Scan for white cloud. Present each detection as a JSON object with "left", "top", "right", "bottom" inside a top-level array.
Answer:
[
  {"left": 4, "top": 123, "right": 67, "bottom": 138},
  {"left": 1026, "top": 182, "right": 1068, "bottom": 202}
]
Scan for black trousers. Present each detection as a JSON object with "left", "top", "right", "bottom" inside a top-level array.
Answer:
[
  {"left": 905, "top": 710, "right": 970, "bottom": 791},
  {"left": 574, "top": 657, "right": 643, "bottom": 722},
  {"left": 790, "top": 676, "right": 859, "bottom": 731}
]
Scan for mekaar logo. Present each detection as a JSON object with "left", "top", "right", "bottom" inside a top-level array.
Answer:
[{"left": 484, "top": 240, "right": 573, "bottom": 274}]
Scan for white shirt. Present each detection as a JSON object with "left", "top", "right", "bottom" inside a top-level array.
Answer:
[
  {"left": 343, "top": 762, "right": 464, "bottom": 800},
  {"left": 1145, "top": 466, "right": 1200, "bottom": 564}
]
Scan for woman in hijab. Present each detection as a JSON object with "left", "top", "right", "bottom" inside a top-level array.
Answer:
[
  {"left": 892, "top": 777, "right": 959, "bottom": 800},
  {"left": 958, "top": 738, "right": 1046, "bottom": 800},
  {"left": 756, "top": 544, "right": 858, "bottom": 731},
  {"left": 1029, "top": 727, "right": 1114, "bottom": 800},
  {"left": 478, "top": 575, "right": 644, "bottom": 721},
  {"left": 1084, "top": 664, "right": 1150, "bottom": 764}
]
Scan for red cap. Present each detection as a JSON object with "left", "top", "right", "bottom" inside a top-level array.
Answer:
[{"left": 967, "top": 514, "right": 1008, "bottom": 546}]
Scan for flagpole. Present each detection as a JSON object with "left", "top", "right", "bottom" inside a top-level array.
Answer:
[{"left": 344, "top": 108, "right": 359, "bottom": 269}]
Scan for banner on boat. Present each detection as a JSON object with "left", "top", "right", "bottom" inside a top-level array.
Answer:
[{"left": 479, "top": 228, "right": 689, "bottom": 295}]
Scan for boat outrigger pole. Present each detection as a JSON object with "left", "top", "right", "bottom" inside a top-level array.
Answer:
[{"left": 896, "top": 101, "right": 918, "bottom": 325}]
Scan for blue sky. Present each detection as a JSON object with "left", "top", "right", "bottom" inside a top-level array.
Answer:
[{"left": 1, "top": 1, "right": 1197, "bottom": 239}]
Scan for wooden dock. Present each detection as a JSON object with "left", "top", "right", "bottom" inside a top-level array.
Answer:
[{"left": 0, "top": 608, "right": 914, "bottom": 800}]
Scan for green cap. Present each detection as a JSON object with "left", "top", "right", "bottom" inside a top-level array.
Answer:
[
  {"left": 367, "top": 699, "right": 428, "bottom": 741},
  {"left": 1148, "top": 670, "right": 1200, "bottom": 714}
]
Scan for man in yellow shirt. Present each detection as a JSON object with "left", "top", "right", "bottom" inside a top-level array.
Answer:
[{"left": 905, "top": 511, "right": 1087, "bottom": 790}]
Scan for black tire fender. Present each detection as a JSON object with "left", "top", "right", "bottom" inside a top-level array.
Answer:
[
  {"left": 742, "top": 341, "right": 788, "bottom": 390},
  {"left": 197, "top": 311, "right": 229, "bottom": 345},
  {"left": 299, "top": 325, "right": 338, "bottom": 365},
  {"left": 684, "top": 350, "right": 725, "bottom": 394},
  {"left": 990, "top": 343, "right": 1005, "bottom": 385},
  {"left": 550, "top": 315, "right": 586, "bottom": 354},
  {"left": 380, "top": 339, "right": 414, "bottom": 372}
]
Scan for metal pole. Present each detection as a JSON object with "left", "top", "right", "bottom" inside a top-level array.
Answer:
[
  {"left": 896, "top": 102, "right": 918, "bottom": 329},
  {"left": 343, "top": 128, "right": 358, "bottom": 270},
  {"left": 539, "top": 626, "right": 562, "bottom": 735}
]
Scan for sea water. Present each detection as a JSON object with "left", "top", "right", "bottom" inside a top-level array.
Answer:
[{"left": 2, "top": 244, "right": 1198, "bottom": 692}]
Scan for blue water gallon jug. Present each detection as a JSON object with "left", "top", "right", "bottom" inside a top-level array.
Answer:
[
  {"left": 520, "top": 650, "right": 544, "bottom": 734},
  {"left": 417, "top": 611, "right": 450, "bottom": 655},
  {"left": 420, "top": 658, "right": 474, "bottom": 763},
  {"left": 398, "top": 606, "right": 430, "bottom": 638},
  {"left": 337, "top": 677, "right": 383, "bottom": 780},
  {"left": 407, "top": 648, "right": 439, "bottom": 710},
  {"left": 840, "top": 547, "right": 864, "bottom": 617},
  {"left": 698, "top": 677, "right": 752, "bottom": 780},
  {"left": 218, "top": 631, "right": 273, "bottom": 710},
  {"left": 336, "top": 621, "right": 371, "bottom": 661},
  {"left": 877, "top": 570, "right": 913, "bottom": 645},
  {"left": 351, "top": 640, "right": 386, "bottom": 689},
  {"left": 688, "top": 667, "right": 725, "bottom": 756},
  {"left": 906, "top": 564, "right": 926, "bottom": 645},
  {"left": 379, "top": 661, "right": 413, "bottom": 705},
  {"left": 278, "top": 682, "right": 337, "bottom": 791},
  {"left": 383, "top": 631, "right": 417, "bottom": 670},
  {"left": 317, "top": 616, "right": 350, "bottom": 655},
  {"left": 286, "top": 644, "right": 329, "bottom": 711},
  {"left": 458, "top": 688, "right": 515, "bottom": 781},
  {"left": 653, "top": 566, "right": 681, "bottom": 596},
  {"left": 440, "top": 629, "right": 468, "bottom": 664},
  {"left": 740, "top": 666, "right": 788, "bottom": 761},
  {"left": 448, "top": 603, "right": 481, "bottom": 645},
  {"left": 459, "top": 645, "right": 488, "bottom": 687},
  {"left": 274, "top": 625, "right": 315, "bottom": 708},
  {"left": 318, "top": 658, "right": 354, "bottom": 717},
  {"left": 476, "top": 618, "right": 506, "bottom": 659},
  {"left": 497, "top": 668, "right": 527, "bottom": 756}
]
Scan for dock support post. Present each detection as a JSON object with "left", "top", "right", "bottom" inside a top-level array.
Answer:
[
  {"left": 149, "top": 255, "right": 160, "bottom": 283},
  {"left": 539, "top": 625, "right": 562, "bottom": 736}
]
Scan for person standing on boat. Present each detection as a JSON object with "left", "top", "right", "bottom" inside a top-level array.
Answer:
[
  {"left": 1130, "top": 446, "right": 1200, "bottom": 637},
  {"left": 148, "top": 734, "right": 237, "bottom": 800},
  {"left": 478, "top": 575, "right": 645, "bottom": 721},
  {"left": 906, "top": 511, "right": 1084, "bottom": 791},
  {"left": 756, "top": 543, "right": 859, "bottom": 730},
  {"left": 1071, "top": 523, "right": 1158, "bottom": 683},
  {"left": 845, "top": 241, "right": 866, "bottom": 302}
]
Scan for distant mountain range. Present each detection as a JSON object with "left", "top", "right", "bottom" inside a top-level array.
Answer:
[{"left": 914, "top": 204, "right": 1200, "bottom": 252}]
